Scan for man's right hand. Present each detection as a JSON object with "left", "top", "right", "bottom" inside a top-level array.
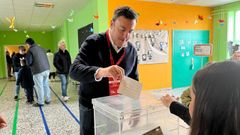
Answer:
[{"left": 96, "top": 65, "right": 125, "bottom": 80}]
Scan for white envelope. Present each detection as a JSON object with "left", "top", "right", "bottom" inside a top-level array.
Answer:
[{"left": 118, "top": 76, "right": 142, "bottom": 100}]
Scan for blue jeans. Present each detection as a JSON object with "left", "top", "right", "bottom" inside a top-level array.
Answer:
[
  {"left": 14, "top": 72, "right": 20, "bottom": 96},
  {"left": 58, "top": 74, "right": 68, "bottom": 97},
  {"left": 33, "top": 70, "right": 51, "bottom": 105},
  {"left": 80, "top": 104, "right": 94, "bottom": 135}
]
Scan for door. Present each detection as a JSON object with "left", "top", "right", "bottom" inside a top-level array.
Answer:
[{"left": 172, "top": 30, "right": 209, "bottom": 88}]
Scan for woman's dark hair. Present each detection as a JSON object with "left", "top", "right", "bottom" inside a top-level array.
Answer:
[
  {"left": 191, "top": 61, "right": 240, "bottom": 135},
  {"left": 112, "top": 6, "right": 138, "bottom": 21}
]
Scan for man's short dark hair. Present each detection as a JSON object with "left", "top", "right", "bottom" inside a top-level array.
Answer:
[
  {"left": 112, "top": 6, "right": 138, "bottom": 21},
  {"left": 25, "top": 38, "right": 35, "bottom": 45}
]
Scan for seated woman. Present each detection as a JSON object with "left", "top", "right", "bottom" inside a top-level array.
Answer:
[
  {"left": 189, "top": 60, "right": 240, "bottom": 134},
  {"left": 162, "top": 60, "right": 240, "bottom": 135}
]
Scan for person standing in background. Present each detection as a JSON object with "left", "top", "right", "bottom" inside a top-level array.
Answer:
[
  {"left": 12, "top": 46, "right": 26, "bottom": 100},
  {"left": 25, "top": 38, "right": 51, "bottom": 107},
  {"left": 54, "top": 40, "right": 71, "bottom": 102},
  {"left": 47, "top": 49, "right": 56, "bottom": 81},
  {"left": 6, "top": 51, "right": 13, "bottom": 78},
  {"left": 11, "top": 51, "right": 16, "bottom": 58},
  {"left": 11, "top": 52, "right": 16, "bottom": 75},
  {"left": 16, "top": 58, "right": 34, "bottom": 104},
  {"left": 231, "top": 50, "right": 240, "bottom": 61}
]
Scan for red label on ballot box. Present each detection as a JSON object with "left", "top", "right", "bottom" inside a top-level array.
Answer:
[{"left": 108, "top": 77, "right": 120, "bottom": 96}]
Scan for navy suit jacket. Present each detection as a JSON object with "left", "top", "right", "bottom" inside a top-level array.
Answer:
[{"left": 70, "top": 32, "right": 139, "bottom": 108}]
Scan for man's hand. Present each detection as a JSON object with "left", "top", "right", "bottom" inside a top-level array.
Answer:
[
  {"left": 96, "top": 65, "right": 125, "bottom": 80},
  {"left": 0, "top": 115, "right": 7, "bottom": 129}
]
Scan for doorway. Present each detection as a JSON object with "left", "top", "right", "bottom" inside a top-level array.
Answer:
[{"left": 4, "top": 45, "right": 28, "bottom": 79}]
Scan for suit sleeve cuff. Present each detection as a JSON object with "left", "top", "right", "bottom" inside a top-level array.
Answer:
[{"left": 94, "top": 68, "right": 103, "bottom": 82}]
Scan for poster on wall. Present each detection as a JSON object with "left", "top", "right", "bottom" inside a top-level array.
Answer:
[
  {"left": 129, "top": 30, "right": 169, "bottom": 64},
  {"left": 194, "top": 44, "right": 212, "bottom": 56}
]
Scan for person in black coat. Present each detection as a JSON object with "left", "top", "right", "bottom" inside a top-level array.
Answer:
[
  {"left": 53, "top": 40, "right": 71, "bottom": 102},
  {"left": 6, "top": 51, "right": 13, "bottom": 78},
  {"left": 16, "top": 58, "right": 34, "bottom": 103},
  {"left": 13, "top": 46, "right": 26, "bottom": 100}
]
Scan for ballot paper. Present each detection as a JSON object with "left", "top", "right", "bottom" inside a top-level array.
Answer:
[{"left": 118, "top": 76, "right": 142, "bottom": 99}]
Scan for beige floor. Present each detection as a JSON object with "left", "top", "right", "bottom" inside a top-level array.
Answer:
[
  {"left": 0, "top": 79, "right": 189, "bottom": 135},
  {"left": 0, "top": 79, "right": 79, "bottom": 135}
]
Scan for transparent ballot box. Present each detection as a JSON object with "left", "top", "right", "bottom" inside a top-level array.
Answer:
[{"left": 92, "top": 95, "right": 179, "bottom": 135}]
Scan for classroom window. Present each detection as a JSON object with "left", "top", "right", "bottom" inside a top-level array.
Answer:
[
  {"left": 236, "top": 11, "right": 240, "bottom": 43},
  {"left": 228, "top": 11, "right": 234, "bottom": 42}
]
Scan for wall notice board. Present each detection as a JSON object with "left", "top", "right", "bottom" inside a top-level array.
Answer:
[
  {"left": 194, "top": 44, "right": 212, "bottom": 56},
  {"left": 78, "top": 23, "right": 93, "bottom": 49},
  {"left": 129, "top": 30, "right": 169, "bottom": 64}
]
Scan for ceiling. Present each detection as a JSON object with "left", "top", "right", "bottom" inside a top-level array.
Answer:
[
  {"left": 0, "top": 0, "right": 238, "bottom": 32},
  {"left": 142, "top": 0, "right": 239, "bottom": 7},
  {"left": 0, "top": 0, "right": 88, "bottom": 31}
]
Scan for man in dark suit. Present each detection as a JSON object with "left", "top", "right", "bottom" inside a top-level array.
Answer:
[{"left": 70, "top": 6, "right": 139, "bottom": 135}]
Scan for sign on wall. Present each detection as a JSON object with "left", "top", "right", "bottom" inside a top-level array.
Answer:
[
  {"left": 129, "top": 30, "right": 169, "bottom": 64},
  {"left": 194, "top": 44, "right": 212, "bottom": 56}
]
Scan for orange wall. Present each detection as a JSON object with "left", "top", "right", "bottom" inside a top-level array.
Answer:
[{"left": 108, "top": 0, "right": 212, "bottom": 90}]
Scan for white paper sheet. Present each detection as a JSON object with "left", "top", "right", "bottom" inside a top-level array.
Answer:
[{"left": 118, "top": 76, "right": 142, "bottom": 100}]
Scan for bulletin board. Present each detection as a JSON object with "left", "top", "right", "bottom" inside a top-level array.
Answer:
[
  {"left": 172, "top": 30, "right": 209, "bottom": 88},
  {"left": 78, "top": 23, "right": 94, "bottom": 49},
  {"left": 129, "top": 30, "right": 169, "bottom": 64},
  {"left": 194, "top": 44, "right": 212, "bottom": 56}
]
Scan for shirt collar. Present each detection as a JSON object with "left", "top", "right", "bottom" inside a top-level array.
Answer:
[{"left": 108, "top": 29, "right": 127, "bottom": 53}]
